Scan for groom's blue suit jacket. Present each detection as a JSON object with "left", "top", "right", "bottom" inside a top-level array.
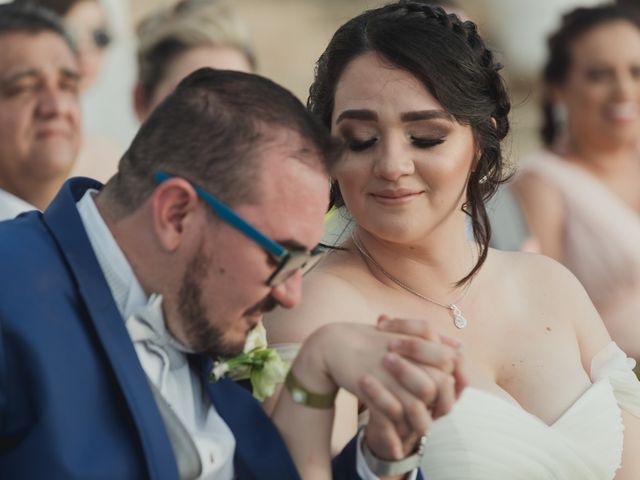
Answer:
[{"left": 0, "top": 178, "right": 363, "bottom": 479}]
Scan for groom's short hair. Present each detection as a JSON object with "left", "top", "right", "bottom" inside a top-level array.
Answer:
[{"left": 104, "top": 68, "right": 339, "bottom": 219}]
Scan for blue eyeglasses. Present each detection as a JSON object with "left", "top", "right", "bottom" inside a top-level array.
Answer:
[{"left": 154, "top": 171, "right": 325, "bottom": 287}]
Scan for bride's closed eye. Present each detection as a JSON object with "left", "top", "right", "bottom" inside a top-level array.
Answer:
[
  {"left": 344, "top": 135, "right": 445, "bottom": 152},
  {"left": 410, "top": 136, "right": 445, "bottom": 148},
  {"left": 346, "top": 136, "right": 378, "bottom": 152},
  {"left": 338, "top": 124, "right": 448, "bottom": 152},
  {"left": 408, "top": 124, "right": 448, "bottom": 149},
  {"left": 338, "top": 125, "right": 379, "bottom": 152}
]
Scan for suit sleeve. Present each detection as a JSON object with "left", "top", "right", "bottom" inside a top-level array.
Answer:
[{"left": 0, "top": 313, "right": 5, "bottom": 433}]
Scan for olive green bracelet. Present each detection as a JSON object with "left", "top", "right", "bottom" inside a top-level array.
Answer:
[{"left": 284, "top": 369, "right": 337, "bottom": 409}]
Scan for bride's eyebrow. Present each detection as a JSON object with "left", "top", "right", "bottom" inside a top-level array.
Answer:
[
  {"left": 400, "top": 110, "right": 453, "bottom": 122},
  {"left": 335, "top": 109, "right": 454, "bottom": 124},
  {"left": 335, "top": 109, "right": 377, "bottom": 124}
]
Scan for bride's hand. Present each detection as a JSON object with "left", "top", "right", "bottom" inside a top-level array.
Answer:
[
  {"left": 360, "top": 315, "right": 466, "bottom": 460},
  {"left": 377, "top": 314, "right": 467, "bottom": 409}
]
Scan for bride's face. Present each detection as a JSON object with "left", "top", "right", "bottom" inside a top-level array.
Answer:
[{"left": 330, "top": 52, "right": 476, "bottom": 243}]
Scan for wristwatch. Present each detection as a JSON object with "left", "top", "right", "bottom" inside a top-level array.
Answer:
[{"left": 361, "top": 433, "right": 427, "bottom": 476}]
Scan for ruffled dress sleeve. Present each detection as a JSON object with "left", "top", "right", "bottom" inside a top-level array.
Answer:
[
  {"left": 270, "top": 343, "right": 301, "bottom": 364},
  {"left": 590, "top": 341, "right": 640, "bottom": 417}
]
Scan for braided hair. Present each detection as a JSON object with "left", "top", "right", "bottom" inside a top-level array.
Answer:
[
  {"left": 541, "top": 4, "right": 640, "bottom": 146},
  {"left": 308, "top": 1, "right": 511, "bottom": 284}
]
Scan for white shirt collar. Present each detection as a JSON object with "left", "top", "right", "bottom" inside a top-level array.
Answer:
[
  {"left": 76, "top": 188, "right": 147, "bottom": 320},
  {"left": 0, "top": 188, "right": 37, "bottom": 221},
  {"left": 76, "top": 189, "right": 193, "bottom": 356}
]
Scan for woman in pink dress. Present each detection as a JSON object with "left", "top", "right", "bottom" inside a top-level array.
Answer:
[{"left": 513, "top": 5, "right": 640, "bottom": 359}]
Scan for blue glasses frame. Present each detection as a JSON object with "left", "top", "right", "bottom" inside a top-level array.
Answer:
[{"left": 154, "top": 171, "right": 324, "bottom": 286}]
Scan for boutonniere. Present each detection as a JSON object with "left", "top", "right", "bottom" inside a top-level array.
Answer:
[{"left": 209, "top": 321, "right": 289, "bottom": 401}]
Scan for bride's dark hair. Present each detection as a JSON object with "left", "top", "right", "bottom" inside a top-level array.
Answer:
[{"left": 308, "top": 1, "right": 511, "bottom": 284}]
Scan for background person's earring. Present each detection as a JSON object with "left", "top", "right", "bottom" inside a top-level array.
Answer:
[
  {"left": 552, "top": 102, "right": 568, "bottom": 130},
  {"left": 552, "top": 102, "right": 570, "bottom": 151}
]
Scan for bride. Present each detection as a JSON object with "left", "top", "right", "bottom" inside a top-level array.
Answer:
[{"left": 265, "top": 2, "right": 640, "bottom": 478}]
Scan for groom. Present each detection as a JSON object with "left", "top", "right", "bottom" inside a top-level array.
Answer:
[{"left": 0, "top": 68, "right": 464, "bottom": 479}]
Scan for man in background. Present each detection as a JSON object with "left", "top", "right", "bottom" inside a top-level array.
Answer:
[{"left": 0, "top": 3, "right": 81, "bottom": 220}]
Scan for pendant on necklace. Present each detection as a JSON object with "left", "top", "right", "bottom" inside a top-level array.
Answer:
[{"left": 450, "top": 304, "right": 467, "bottom": 329}]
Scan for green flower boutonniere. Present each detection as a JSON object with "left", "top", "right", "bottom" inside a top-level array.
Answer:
[{"left": 209, "top": 321, "right": 289, "bottom": 401}]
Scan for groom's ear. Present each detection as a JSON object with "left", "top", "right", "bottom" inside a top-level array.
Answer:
[{"left": 151, "top": 178, "right": 201, "bottom": 252}]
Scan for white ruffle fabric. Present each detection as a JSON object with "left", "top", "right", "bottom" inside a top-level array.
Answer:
[
  {"left": 421, "top": 341, "right": 640, "bottom": 479},
  {"left": 270, "top": 343, "right": 301, "bottom": 364}
]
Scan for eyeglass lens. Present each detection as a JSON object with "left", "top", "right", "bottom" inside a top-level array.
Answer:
[{"left": 268, "top": 250, "right": 325, "bottom": 286}]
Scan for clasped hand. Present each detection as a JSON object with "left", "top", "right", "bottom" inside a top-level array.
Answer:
[{"left": 301, "top": 315, "right": 466, "bottom": 463}]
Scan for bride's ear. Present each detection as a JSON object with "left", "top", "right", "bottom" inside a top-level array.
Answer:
[{"left": 469, "top": 117, "right": 497, "bottom": 176}]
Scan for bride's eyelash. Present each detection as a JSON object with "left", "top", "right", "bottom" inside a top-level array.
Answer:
[
  {"left": 347, "top": 137, "right": 377, "bottom": 152},
  {"left": 411, "top": 136, "right": 445, "bottom": 148},
  {"left": 340, "top": 130, "right": 446, "bottom": 152}
]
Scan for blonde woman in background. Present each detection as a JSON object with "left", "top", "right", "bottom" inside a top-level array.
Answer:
[
  {"left": 133, "top": 0, "right": 255, "bottom": 121},
  {"left": 513, "top": 5, "right": 640, "bottom": 360},
  {"left": 39, "top": 0, "right": 256, "bottom": 182}
]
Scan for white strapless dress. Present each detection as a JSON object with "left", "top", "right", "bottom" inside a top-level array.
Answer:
[
  {"left": 421, "top": 342, "right": 640, "bottom": 479},
  {"left": 273, "top": 341, "right": 640, "bottom": 479}
]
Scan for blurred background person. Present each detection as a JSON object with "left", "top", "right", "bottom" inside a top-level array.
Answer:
[
  {"left": 513, "top": 4, "right": 640, "bottom": 359},
  {"left": 15, "top": 0, "right": 111, "bottom": 90},
  {"left": 14, "top": 0, "right": 120, "bottom": 182},
  {"left": 0, "top": 2, "right": 81, "bottom": 219},
  {"left": 134, "top": 0, "right": 255, "bottom": 121}
]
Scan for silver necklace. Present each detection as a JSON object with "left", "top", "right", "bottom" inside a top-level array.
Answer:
[{"left": 352, "top": 234, "right": 469, "bottom": 329}]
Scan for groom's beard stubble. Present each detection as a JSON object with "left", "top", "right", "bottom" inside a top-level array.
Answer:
[{"left": 177, "top": 247, "right": 280, "bottom": 358}]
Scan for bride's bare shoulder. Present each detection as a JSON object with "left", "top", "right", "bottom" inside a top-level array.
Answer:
[
  {"left": 264, "top": 248, "right": 377, "bottom": 343},
  {"left": 488, "top": 249, "right": 584, "bottom": 304},
  {"left": 489, "top": 248, "right": 568, "bottom": 279},
  {"left": 486, "top": 250, "right": 607, "bottom": 339}
]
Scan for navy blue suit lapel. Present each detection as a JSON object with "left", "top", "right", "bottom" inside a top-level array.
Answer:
[
  {"left": 42, "top": 179, "right": 179, "bottom": 480},
  {"left": 195, "top": 356, "right": 300, "bottom": 480}
]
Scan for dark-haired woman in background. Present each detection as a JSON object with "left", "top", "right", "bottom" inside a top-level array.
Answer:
[
  {"left": 265, "top": 2, "right": 640, "bottom": 478},
  {"left": 513, "top": 5, "right": 640, "bottom": 360}
]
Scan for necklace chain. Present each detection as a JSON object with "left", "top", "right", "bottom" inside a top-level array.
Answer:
[{"left": 351, "top": 234, "right": 470, "bottom": 329}]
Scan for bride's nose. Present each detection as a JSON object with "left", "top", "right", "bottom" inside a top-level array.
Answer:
[{"left": 372, "top": 138, "right": 415, "bottom": 181}]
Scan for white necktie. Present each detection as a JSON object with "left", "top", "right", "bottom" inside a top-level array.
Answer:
[
  {"left": 126, "top": 293, "right": 191, "bottom": 393},
  {"left": 125, "top": 293, "right": 202, "bottom": 480}
]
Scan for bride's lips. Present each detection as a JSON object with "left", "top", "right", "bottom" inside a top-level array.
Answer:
[{"left": 370, "top": 188, "right": 424, "bottom": 205}]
